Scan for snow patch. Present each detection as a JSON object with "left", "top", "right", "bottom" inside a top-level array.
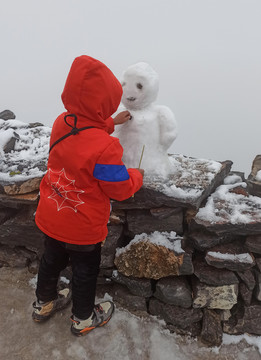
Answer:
[
  {"left": 207, "top": 251, "right": 254, "bottom": 264},
  {"left": 196, "top": 180, "right": 261, "bottom": 225},
  {"left": 116, "top": 231, "right": 184, "bottom": 257},
  {"left": 256, "top": 170, "right": 261, "bottom": 181}
]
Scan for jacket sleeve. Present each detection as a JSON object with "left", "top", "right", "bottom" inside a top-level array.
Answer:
[
  {"left": 104, "top": 117, "right": 115, "bottom": 134},
  {"left": 93, "top": 139, "right": 143, "bottom": 201}
]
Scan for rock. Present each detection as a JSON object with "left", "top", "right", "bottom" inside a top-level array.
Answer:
[
  {"left": 112, "top": 284, "right": 148, "bottom": 313},
  {"left": 223, "top": 304, "right": 261, "bottom": 335},
  {"left": 166, "top": 322, "right": 202, "bottom": 338},
  {"left": 3, "top": 177, "right": 43, "bottom": 195},
  {"left": 254, "top": 270, "right": 261, "bottom": 301},
  {"left": 219, "top": 309, "right": 232, "bottom": 322},
  {"left": 200, "top": 309, "right": 223, "bottom": 347},
  {"left": 28, "top": 260, "right": 39, "bottom": 274},
  {"left": 188, "top": 230, "right": 234, "bottom": 251},
  {"left": 256, "top": 258, "right": 261, "bottom": 272},
  {"left": 205, "top": 242, "right": 255, "bottom": 272},
  {"left": 100, "top": 225, "right": 123, "bottom": 268},
  {"left": 28, "top": 122, "right": 44, "bottom": 128},
  {"left": 112, "top": 157, "right": 232, "bottom": 210},
  {"left": 0, "top": 245, "right": 36, "bottom": 268},
  {"left": 154, "top": 276, "right": 192, "bottom": 308},
  {"left": 191, "top": 188, "right": 261, "bottom": 236},
  {"left": 0, "top": 193, "right": 39, "bottom": 209},
  {"left": 0, "top": 208, "right": 17, "bottom": 225},
  {"left": 245, "top": 235, "right": 261, "bottom": 254},
  {"left": 114, "top": 233, "right": 193, "bottom": 280},
  {"left": 239, "top": 282, "right": 252, "bottom": 306},
  {"left": 127, "top": 208, "right": 183, "bottom": 236},
  {"left": 3, "top": 132, "right": 20, "bottom": 153},
  {"left": 193, "top": 280, "right": 238, "bottom": 310},
  {"left": 194, "top": 257, "right": 239, "bottom": 286},
  {"left": 149, "top": 298, "right": 203, "bottom": 329},
  {"left": 108, "top": 210, "right": 125, "bottom": 225},
  {"left": 236, "top": 269, "right": 256, "bottom": 290},
  {"left": 247, "top": 155, "right": 261, "bottom": 197},
  {"left": 0, "top": 110, "right": 15, "bottom": 120},
  {"left": 112, "top": 270, "right": 152, "bottom": 297},
  {"left": 0, "top": 206, "right": 45, "bottom": 257}
]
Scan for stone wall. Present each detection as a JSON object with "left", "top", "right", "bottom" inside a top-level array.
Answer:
[{"left": 1, "top": 115, "right": 261, "bottom": 346}]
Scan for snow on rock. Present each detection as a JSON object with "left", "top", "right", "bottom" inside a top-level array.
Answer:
[
  {"left": 114, "top": 231, "right": 193, "bottom": 279},
  {"left": 144, "top": 154, "right": 223, "bottom": 200},
  {"left": 115, "top": 231, "right": 184, "bottom": 257},
  {"left": 256, "top": 170, "right": 261, "bottom": 181},
  {"left": 113, "top": 62, "right": 177, "bottom": 176},
  {"left": 0, "top": 118, "right": 50, "bottom": 188},
  {"left": 193, "top": 174, "right": 261, "bottom": 234},
  {"left": 207, "top": 252, "right": 254, "bottom": 264}
]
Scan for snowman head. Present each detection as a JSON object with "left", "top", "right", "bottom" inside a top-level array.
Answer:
[{"left": 121, "top": 62, "right": 159, "bottom": 110}]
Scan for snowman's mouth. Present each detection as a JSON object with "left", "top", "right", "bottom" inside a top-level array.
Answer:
[{"left": 127, "top": 97, "right": 136, "bottom": 102}]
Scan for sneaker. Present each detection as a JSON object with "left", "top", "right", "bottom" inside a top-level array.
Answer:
[
  {"left": 71, "top": 301, "right": 114, "bottom": 336},
  {"left": 32, "top": 288, "right": 72, "bottom": 322}
]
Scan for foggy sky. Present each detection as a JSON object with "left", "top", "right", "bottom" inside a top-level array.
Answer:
[{"left": 1, "top": 0, "right": 261, "bottom": 174}]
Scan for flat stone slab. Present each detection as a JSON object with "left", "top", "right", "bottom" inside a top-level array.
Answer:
[
  {"left": 112, "top": 270, "right": 153, "bottom": 297},
  {"left": 188, "top": 230, "right": 235, "bottom": 251},
  {"left": 149, "top": 298, "right": 203, "bottom": 329},
  {"left": 127, "top": 207, "right": 183, "bottom": 236},
  {"left": 112, "top": 156, "right": 232, "bottom": 210},
  {"left": 193, "top": 280, "right": 238, "bottom": 310},
  {"left": 194, "top": 257, "right": 239, "bottom": 286},
  {"left": 0, "top": 192, "right": 39, "bottom": 209},
  {"left": 245, "top": 235, "right": 261, "bottom": 254},
  {"left": 114, "top": 231, "right": 193, "bottom": 280},
  {"left": 205, "top": 242, "right": 255, "bottom": 272},
  {"left": 192, "top": 176, "right": 261, "bottom": 235}
]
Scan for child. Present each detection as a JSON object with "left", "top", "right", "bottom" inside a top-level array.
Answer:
[{"left": 33, "top": 55, "right": 144, "bottom": 336}]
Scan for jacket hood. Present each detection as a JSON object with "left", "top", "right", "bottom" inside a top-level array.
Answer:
[{"left": 61, "top": 55, "right": 122, "bottom": 127}]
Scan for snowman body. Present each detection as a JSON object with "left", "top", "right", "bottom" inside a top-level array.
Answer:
[{"left": 114, "top": 62, "right": 177, "bottom": 176}]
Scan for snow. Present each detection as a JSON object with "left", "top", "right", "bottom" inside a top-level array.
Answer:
[
  {"left": 2, "top": 262, "right": 261, "bottom": 359},
  {"left": 196, "top": 177, "right": 261, "bottom": 225},
  {"left": 116, "top": 231, "right": 184, "bottom": 257},
  {"left": 113, "top": 62, "right": 177, "bottom": 176},
  {"left": 0, "top": 119, "right": 50, "bottom": 183},
  {"left": 223, "top": 333, "right": 261, "bottom": 355},
  {"left": 256, "top": 170, "right": 261, "bottom": 181},
  {"left": 143, "top": 154, "right": 222, "bottom": 200},
  {"left": 207, "top": 251, "right": 254, "bottom": 264},
  {"left": 224, "top": 174, "right": 243, "bottom": 185}
]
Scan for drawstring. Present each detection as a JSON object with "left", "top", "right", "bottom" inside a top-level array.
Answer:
[
  {"left": 49, "top": 114, "right": 95, "bottom": 153},
  {"left": 64, "top": 114, "right": 80, "bottom": 135}
]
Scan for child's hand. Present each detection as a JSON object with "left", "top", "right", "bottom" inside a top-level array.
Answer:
[
  {"left": 135, "top": 168, "right": 144, "bottom": 177},
  {"left": 114, "top": 111, "right": 131, "bottom": 125}
]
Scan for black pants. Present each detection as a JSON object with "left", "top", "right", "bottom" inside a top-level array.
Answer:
[{"left": 36, "top": 235, "right": 101, "bottom": 320}]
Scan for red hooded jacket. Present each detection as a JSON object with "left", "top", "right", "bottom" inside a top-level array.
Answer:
[{"left": 35, "top": 55, "right": 143, "bottom": 245}]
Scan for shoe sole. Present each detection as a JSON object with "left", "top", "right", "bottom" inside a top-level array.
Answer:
[{"left": 71, "top": 305, "right": 115, "bottom": 337}]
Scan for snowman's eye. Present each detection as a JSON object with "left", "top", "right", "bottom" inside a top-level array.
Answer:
[
  {"left": 121, "top": 82, "right": 126, "bottom": 87},
  {"left": 136, "top": 83, "right": 143, "bottom": 90}
]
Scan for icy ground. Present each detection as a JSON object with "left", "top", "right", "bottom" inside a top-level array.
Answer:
[{"left": 1, "top": 268, "right": 261, "bottom": 360}]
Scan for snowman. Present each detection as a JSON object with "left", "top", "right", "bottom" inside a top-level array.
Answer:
[{"left": 114, "top": 62, "right": 178, "bottom": 177}]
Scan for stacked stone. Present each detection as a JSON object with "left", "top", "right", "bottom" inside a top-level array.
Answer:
[
  {"left": 110, "top": 158, "right": 261, "bottom": 347},
  {"left": 3, "top": 114, "right": 261, "bottom": 346}
]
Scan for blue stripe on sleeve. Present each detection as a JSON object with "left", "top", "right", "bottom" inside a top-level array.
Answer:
[{"left": 93, "top": 164, "right": 130, "bottom": 182}]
